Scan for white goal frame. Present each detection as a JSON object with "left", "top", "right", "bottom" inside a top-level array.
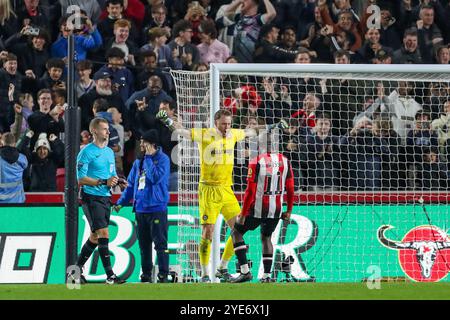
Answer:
[{"left": 206, "top": 63, "right": 450, "bottom": 282}]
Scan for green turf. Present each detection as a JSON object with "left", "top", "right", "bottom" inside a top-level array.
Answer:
[{"left": 1, "top": 283, "right": 450, "bottom": 300}]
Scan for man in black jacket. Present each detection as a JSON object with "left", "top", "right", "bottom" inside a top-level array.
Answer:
[
  {"left": 78, "top": 70, "right": 129, "bottom": 132},
  {"left": 253, "top": 24, "right": 299, "bottom": 63}
]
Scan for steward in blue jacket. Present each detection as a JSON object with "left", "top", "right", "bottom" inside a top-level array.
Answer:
[
  {"left": 114, "top": 129, "right": 171, "bottom": 283},
  {"left": 0, "top": 133, "right": 28, "bottom": 203}
]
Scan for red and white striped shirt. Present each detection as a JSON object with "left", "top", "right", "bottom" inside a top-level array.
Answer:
[{"left": 241, "top": 153, "right": 295, "bottom": 219}]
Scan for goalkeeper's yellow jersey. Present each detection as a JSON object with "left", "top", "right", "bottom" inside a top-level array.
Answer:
[{"left": 191, "top": 128, "right": 246, "bottom": 186}]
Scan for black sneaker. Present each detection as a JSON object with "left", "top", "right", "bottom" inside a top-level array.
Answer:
[
  {"left": 230, "top": 272, "right": 253, "bottom": 283},
  {"left": 199, "top": 275, "right": 211, "bottom": 283},
  {"left": 140, "top": 274, "right": 151, "bottom": 283},
  {"left": 259, "top": 277, "right": 275, "bottom": 283},
  {"left": 215, "top": 268, "right": 232, "bottom": 282},
  {"left": 106, "top": 274, "right": 126, "bottom": 285},
  {"left": 157, "top": 274, "right": 169, "bottom": 283}
]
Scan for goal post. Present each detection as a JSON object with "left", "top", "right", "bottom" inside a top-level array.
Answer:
[{"left": 172, "top": 63, "right": 450, "bottom": 283}]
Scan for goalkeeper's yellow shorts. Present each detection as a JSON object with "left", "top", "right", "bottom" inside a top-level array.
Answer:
[{"left": 198, "top": 183, "right": 240, "bottom": 225}]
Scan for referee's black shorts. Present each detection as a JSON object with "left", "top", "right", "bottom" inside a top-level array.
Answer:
[
  {"left": 235, "top": 216, "right": 280, "bottom": 237},
  {"left": 81, "top": 190, "right": 112, "bottom": 232}
]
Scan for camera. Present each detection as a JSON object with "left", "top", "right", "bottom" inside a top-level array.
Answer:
[{"left": 27, "top": 27, "right": 40, "bottom": 36}]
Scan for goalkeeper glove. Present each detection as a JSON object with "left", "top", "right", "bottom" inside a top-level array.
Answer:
[
  {"left": 267, "top": 119, "right": 288, "bottom": 132},
  {"left": 156, "top": 110, "right": 175, "bottom": 130}
]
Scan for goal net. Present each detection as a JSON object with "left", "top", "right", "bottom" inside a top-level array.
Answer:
[{"left": 171, "top": 64, "right": 450, "bottom": 283}]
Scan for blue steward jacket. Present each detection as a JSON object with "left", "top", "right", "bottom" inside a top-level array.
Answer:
[{"left": 117, "top": 147, "right": 170, "bottom": 213}]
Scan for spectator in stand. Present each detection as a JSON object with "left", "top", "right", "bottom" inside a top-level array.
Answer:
[
  {"left": 371, "top": 116, "right": 407, "bottom": 191},
  {"left": 126, "top": 75, "right": 173, "bottom": 140},
  {"left": 357, "top": 28, "right": 393, "bottom": 64},
  {"left": 78, "top": 70, "right": 128, "bottom": 132},
  {"left": 135, "top": 50, "right": 169, "bottom": 92},
  {"left": 10, "top": 28, "right": 50, "bottom": 79},
  {"left": 415, "top": 147, "right": 449, "bottom": 190},
  {"left": 300, "top": 5, "right": 333, "bottom": 63},
  {"left": 434, "top": 44, "right": 449, "bottom": 64},
  {"left": 98, "top": 18, "right": 138, "bottom": 67},
  {"left": 321, "top": 50, "right": 371, "bottom": 135},
  {"left": 274, "top": 0, "right": 314, "bottom": 40},
  {"left": 16, "top": 0, "right": 51, "bottom": 40},
  {"left": 393, "top": 28, "right": 423, "bottom": 64},
  {"left": 225, "top": 0, "right": 276, "bottom": 63},
  {"left": 142, "top": 27, "right": 182, "bottom": 97},
  {"left": 215, "top": 2, "right": 237, "bottom": 54},
  {"left": 373, "top": 47, "right": 393, "bottom": 64},
  {"left": 231, "top": 84, "right": 270, "bottom": 128},
  {"left": 339, "top": 116, "right": 390, "bottom": 191},
  {"left": 92, "top": 98, "right": 121, "bottom": 154},
  {"left": 52, "top": 88, "right": 67, "bottom": 111},
  {"left": 0, "top": 53, "right": 23, "bottom": 133},
  {"left": 290, "top": 92, "right": 320, "bottom": 138},
  {"left": 406, "top": 111, "right": 439, "bottom": 166},
  {"left": 377, "top": 2, "right": 402, "bottom": 51},
  {"left": 305, "top": 112, "right": 340, "bottom": 191},
  {"left": 197, "top": 19, "right": 230, "bottom": 65},
  {"left": 76, "top": 60, "right": 95, "bottom": 99},
  {"left": 97, "top": 0, "right": 139, "bottom": 44},
  {"left": 98, "top": 0, "right": 145, "bottom": 29},
  {"left": 80, "top": 130, "right": 92, "bottom": 150},
  {"left": 416, "top": 5, "right": 444, "bottom": 63},
  {"left": 95, "top": 47, "right": 134, "bottom": 103},
  {"left": 167, "top": 20, "right": 200, "bottom": 71},
  {"left": 253, "top": 23, "right": 299, "bottom": 63},
  {"left": 317, "top": 0, "right": 364, "bottom": 52},
  {"left": 107, "top": 106, "right": 125, "bottom": 176},
  {"left": 184, "top": 1, "right": 208, "bottom": 45},
  {"left": 142, "top": 3, "right": 172, "bottom": 44},
  {"left": 17, "top": 131, "right": 64, "bottom": 192},
  {"left": 293, "top": 47, "right": 312, "bottom": 63},
  {"left": 37, "top": 58, "right": 66, "bottom": 92},
  {"left": 0, "top": 0, "right": 19, "bottom": 51},
  {"left": 431, "top": 100, "right": 450, "bottom": 160},
  {"left": 0, "top": 132, "right": 27, "bottom": 203},
  {"left": 154, "top": 100, "right": 181, "bottom": 191},
  {"left": 10, "top": 93, "right": 34, "bottom": 141},
  {"left": 375, "top": 81, "right": 423, "bottom": 143},
  {"left": 51, "top": 14, "right": 102, "bottom": 63},
  {"left": 279, "top": 25, "right": 299, "bottom": 52},
  {"left": 27, "top": 89, "right": 65, "bottom": 148}
]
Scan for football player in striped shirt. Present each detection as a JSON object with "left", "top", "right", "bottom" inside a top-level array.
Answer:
[{"left": 230, "top": 132, "right": 295, "bottom": 283}]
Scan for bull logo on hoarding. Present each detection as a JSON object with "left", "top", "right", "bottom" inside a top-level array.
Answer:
[{"left": 378, "top": 225, "right": 450, "bottom": 282}]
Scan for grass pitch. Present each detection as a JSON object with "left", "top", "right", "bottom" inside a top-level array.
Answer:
[{"left": 1, "top": 282, "right": 450, "bottom": 300}]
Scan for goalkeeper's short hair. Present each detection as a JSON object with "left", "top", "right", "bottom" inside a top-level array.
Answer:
[{"left": 215, "top": 109, "right": 233, "bottom": 120}]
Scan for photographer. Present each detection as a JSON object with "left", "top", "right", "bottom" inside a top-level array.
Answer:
[
  {"left": 113, "top": 129, "right": 171, "bottom": 283},
  {"left": 51, "top": 13, "right": 102, "bottom": 62}
]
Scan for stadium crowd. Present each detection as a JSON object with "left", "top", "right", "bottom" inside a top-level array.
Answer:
[{"left": 1, "top": 0, "right": 450, "bottom": 202}]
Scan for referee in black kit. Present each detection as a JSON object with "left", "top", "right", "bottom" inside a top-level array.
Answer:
[{"left": 72, "top": 117, "right": 127, "bottom": 284}]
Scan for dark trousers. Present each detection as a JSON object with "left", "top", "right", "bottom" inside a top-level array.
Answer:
[{"left": 135, "top": 211, "right": 169, "bottom": 276}]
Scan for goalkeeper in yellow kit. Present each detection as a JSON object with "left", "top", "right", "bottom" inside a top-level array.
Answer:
[{"left": 165, "top": 108, "right": 287, "bottom": 282}]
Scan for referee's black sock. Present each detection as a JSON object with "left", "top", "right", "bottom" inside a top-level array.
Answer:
[
  {"left": 98, "top": 238, "right": 114, "bottom": 278},
  {"left": 76, "top": 239, "right": 97, "bottom": 269},
  {"left": 233, "top": 241, "right": 248, "bottom": 266}
]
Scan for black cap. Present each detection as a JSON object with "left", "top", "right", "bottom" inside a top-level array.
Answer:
[
  {"left": 141, "top": 129, "right": 160, "bottom": 146},
  {"left": 93, "top": 71, "right": 113, "bottom": 80}
]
